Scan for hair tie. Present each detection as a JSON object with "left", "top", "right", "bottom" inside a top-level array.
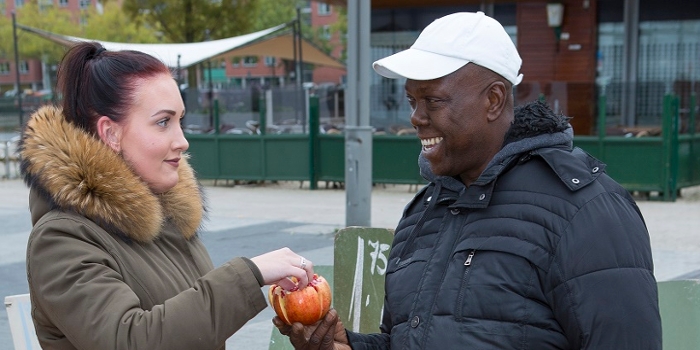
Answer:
[{"left": 90, "top": 47, "right": 107, "bottom": 60}]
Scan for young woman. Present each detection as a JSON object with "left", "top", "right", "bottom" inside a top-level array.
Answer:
[{"left": 19, "top": 42, "right": 313, "bottom": 349}]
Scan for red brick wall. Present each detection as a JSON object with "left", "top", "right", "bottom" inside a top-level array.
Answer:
[{"left": 517, "top": 1, "right": 598, "bottom": 135}]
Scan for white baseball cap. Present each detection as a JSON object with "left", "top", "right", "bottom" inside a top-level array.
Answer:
[{"left": 373, "top": 12, "right": 523, "bottom": 86}]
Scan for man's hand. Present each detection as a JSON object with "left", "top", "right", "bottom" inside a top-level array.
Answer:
[{"left": 273, "top": 308, "right": 351, "bottom": 350}]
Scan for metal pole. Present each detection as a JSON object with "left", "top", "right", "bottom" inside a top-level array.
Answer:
[
  {"left": 308, "top": 95, "right": 319, "bottom": 189},
  {"left": 208, "top": 60, "right": 214, "bottom": 131},
  {"left": 621, "top": 0, "right": 639, "bottom": 127},
  {"left": 296, "top": 7, "right": 306, "bottom": 132},
  {"left": 292, "top": 16, "right": 299, "bottom": 124},
  {"left": 176, "top": 54, "right": 182, "bottom": 86},
  {"left": 344, "top": 0, "right": 372, "bottom": 227},
  {"left": 12, "top": 11, "right": 23, "bottom": 127}
]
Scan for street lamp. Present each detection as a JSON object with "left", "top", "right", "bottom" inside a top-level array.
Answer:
[{"left": 546, "top": 3, "right": 565, "bottom": 50}]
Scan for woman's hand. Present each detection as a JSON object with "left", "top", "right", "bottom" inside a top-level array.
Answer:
[
  {"left": 273, "top": 309, "right": 351, "bottom": 350},
  {"left": 251, "top": 247, "right": 314, "bottom": 290}
]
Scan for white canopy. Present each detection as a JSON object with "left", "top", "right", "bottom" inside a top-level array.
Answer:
[{"left": 17, "top": 23, "right": 345, "bottom": 69}]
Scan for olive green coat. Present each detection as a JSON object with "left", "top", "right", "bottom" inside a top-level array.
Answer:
[{"left": 20, "top": 106, "right": 267, "bottom": 349}]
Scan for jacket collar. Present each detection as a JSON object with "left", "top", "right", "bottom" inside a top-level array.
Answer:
[
  {"left": 419, "top": 100, "right": 574, "bottom": 205},
  {"left": 20, "top": 105, "right": 205, "bottom": 243}
]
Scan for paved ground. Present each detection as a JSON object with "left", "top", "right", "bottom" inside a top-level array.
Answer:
[{"left": 1, "top": 177, "right": 699, "bottom": 349}]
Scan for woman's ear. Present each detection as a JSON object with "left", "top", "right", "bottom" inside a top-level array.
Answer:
[{"left": 96, "top": 116, "right": 122, "bottom": 153}]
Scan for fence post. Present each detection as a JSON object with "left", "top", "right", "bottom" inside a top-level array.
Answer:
[
  {"left": 662, "top": 94, "right": 679, "bottom": 201},
  {"left": 690, "top": 93, "right": 697, "bottom": 184},
  {"left": 3, "top": 140, "right": 10, "bottom": 179},
  {"left": 690, "top": 93, "right": 697, "bottom": 135},
  {"left": 308, "top": 95, "right": 319, "bottom": 190},
  {"left": 259, "top": 94, "right": 266, "bottom": 135},
  {"left": 213, "top": 99, "right": 220, "bottom": 135},
  {"left": 597, "top": 94, "right": 607, "bottom": 158}
]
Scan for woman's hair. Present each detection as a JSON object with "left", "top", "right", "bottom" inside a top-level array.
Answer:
[{"left": 56, "top": 41, "right": 172, "bottom": 135}]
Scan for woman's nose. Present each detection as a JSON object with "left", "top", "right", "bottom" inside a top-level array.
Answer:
[{"left": 174, "top": 127, "right": 189, "bottom": 152}]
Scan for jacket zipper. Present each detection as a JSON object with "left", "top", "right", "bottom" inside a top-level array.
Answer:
[
  {"left": 456, "top": 249, "right": 476, "bottom": 321},
  {"left": 464, "top": 250, "right": 475, "bottom": 266}
]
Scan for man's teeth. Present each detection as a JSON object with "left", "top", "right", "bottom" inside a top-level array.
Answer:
[{"left": 421, "top": 137, "right": 443, "bottom": 147}]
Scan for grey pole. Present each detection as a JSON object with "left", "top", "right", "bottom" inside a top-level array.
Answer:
[
  {"left": 344, "top": 0, "right": 372, "bottom": 227},
  {"left": 296, "top": 7, "right": 306, "bottom": 133},
  {"left": 621, "top": 0, "right": 639, "bottom": 127},
  {"left": 205, "top": 29, "right": 214, "bottom": 131},
  {"left": 12, "top": 11, "right": 23, "bottom": 127}
]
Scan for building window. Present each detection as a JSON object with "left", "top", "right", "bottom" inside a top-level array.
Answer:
[
  {"left": 59, "top": 0, "right": 68, "bottom": 7},
  {"left": 317, "top": 3, "right": 331, "bottom": 15},
  {"left": 0, "top": 62, "right": 10, "bottom": 75},
  {"left": 79, "top": 0, "right": 89, "bottom": 9},
  {"left": 321, "top": 25, "right": 331, "bottom": 40},
  {"left": 19, "top": 61, "right": 29, "bottom": 74},
  {"left": 14, "top": 0, "right": 24, "bottom": 8},
  {"left": 231, "top": 57, "right": 241, "bottom": 67},
  {"left": 264, "top": 56, "right": 276, "bottom": 67},
  {"left": 242, "top": 56, "right": 258, "bottom": 67},
  {"left": 39, "top": 0, "right": 52, "bottom": 10}
]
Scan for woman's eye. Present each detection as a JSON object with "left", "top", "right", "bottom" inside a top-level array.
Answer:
[{"left": 157, "top": 118, "right": 170, "bottom": 127}]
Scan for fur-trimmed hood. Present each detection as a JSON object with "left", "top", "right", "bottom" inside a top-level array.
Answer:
[{"left": 20, "top": 105, "right": 205, "bottom": 243}]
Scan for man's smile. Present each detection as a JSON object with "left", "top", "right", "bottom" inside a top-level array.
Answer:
[{"left": 421, "top": 137, "right": 444, "bottom": 150}]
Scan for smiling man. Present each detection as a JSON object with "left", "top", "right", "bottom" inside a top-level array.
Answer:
[{"left": 275, "top": 11, "right": 662, "bottom": 350}]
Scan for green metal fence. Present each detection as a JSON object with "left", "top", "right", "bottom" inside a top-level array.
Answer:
[
  {"left": 186, "top": 94, "right": 699, "bottom": 201},
  {"left": 574, "top": 93, "right": 699, "bottom": 200}
]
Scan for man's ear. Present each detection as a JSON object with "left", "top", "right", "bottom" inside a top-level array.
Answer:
[
  {"left": 96, "top": 116, "right": 122, "bottom": 153},
  {"left": 485, "top": 81, "right": 508, "bottom": 122}
]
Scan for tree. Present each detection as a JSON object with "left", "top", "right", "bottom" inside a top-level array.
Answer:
[
  {"left": 121, "top": 0, "right": 260, "bottom": 89},
  {"left": 250, "top": 0, "right": 298, "bottom": 31},
  {"left": 82, "top": 2, "right": 160, "bottom": 43},
  {"left": 122, "top": 0, "right": 258, "bottom": 43},
  {"left": 0, "top": 0, "right": 162, "bottom": 94},
  {"left": 247, "top": 0, "right": 347, "bottom": 77},
  {"left": 0, "top": 1, "right": 160, "bottom": 64},
  {"left": 329, "top": 4, "right": 347, "bottom": 63},
  {"left": 0, "top": 1, "right": 80, "bottom": 64}
]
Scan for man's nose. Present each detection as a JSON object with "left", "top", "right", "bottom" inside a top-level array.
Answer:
[{"left": 410, "top": 103, "right": 428, "bottom": 127}]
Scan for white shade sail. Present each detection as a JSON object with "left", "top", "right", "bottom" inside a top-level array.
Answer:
[{"left": 17, "top": 23, "right": 345, "bottom": 69}]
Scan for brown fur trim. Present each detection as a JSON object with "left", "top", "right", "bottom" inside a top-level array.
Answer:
[
  {"left": 159, "top": 154, "right": 205, "bottom": 240},
  {"left": 21, "top": 105, "right": 204, "bottom": 243}
]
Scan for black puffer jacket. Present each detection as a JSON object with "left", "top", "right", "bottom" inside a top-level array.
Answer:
[{"left": 348, "top": 101, "right": 661, "bottom": 349}]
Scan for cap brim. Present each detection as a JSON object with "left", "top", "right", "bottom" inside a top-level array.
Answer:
[{"left": 372, "top": 48, "right": 469, "bottom": 80}]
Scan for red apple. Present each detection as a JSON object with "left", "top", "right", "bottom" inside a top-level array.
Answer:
[{"left": 268, "top": 274, "right": 332, "bottom": 325}]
